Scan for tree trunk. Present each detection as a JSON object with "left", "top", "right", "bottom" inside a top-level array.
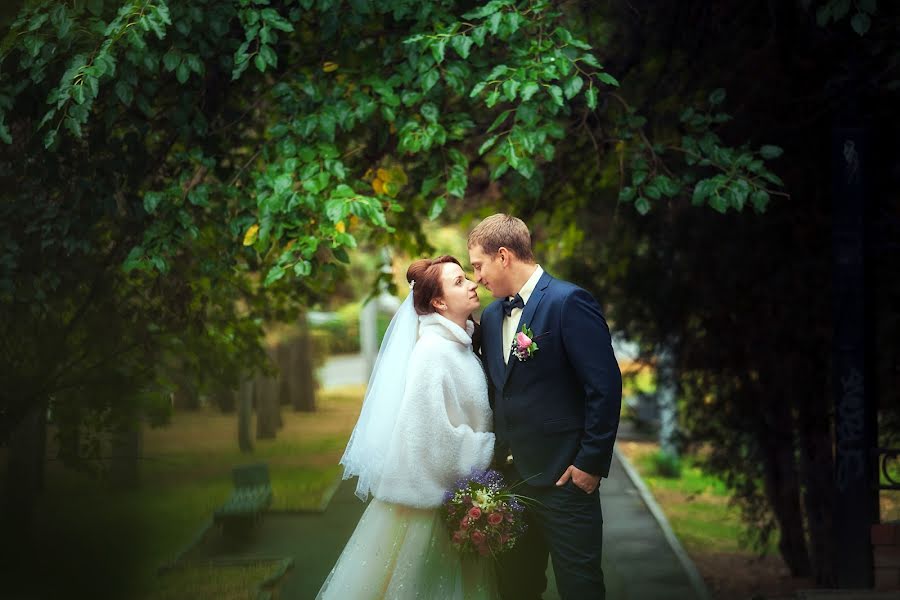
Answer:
[
  {"left": 3, "top": 401, "right": 46, "bottom": 545},
  {"left": 211, "top": 387, "right": 236, "bottom": 413},
  {"left": 255, "top": 373, "right": 280, "bottom": 440},
  {"left": 655, "top": 336, "right": 680, "bottom": 458},
  {"left": 287, "top": 334, "right": 317, "bottom": 412},
  {"left": 796, "top": 376, "right": 837, "bottom": 586},
  {"left": 109, "top": 417, "right": 142, "bottom": 490},
  {"left": 760, "top": 382, "right": 812, "bottom": 577},
  {"left": 171, "top": 384, "right": 200, "bottom": 411},
  {"left": 238, "top": 379, "right": 254, "bottom": 453}
]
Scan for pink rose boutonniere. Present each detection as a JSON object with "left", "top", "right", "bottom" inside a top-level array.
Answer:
[{"left": 511, "top": 324, "right": 549, "bottom": 362}]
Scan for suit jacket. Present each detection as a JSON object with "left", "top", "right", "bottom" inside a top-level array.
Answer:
[{"left": 481, "top": 270, "right": 622, "bottom": 486}]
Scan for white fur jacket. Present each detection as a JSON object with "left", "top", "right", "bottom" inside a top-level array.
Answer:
[{"left": 374, "top": 312, "right": 495, "bottom": 508}]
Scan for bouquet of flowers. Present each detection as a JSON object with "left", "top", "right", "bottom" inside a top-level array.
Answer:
[{"left": 441, "top": 469, "right": 528, "bottom": 557}]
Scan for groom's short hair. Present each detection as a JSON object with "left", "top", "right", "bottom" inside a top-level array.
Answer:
[{"left": 468, "top": 213, "right": 534, "bottom": 262}]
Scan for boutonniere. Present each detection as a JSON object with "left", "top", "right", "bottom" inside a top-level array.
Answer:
[{"left": 511, "top": 324, "right": 549, "bottom": 362}]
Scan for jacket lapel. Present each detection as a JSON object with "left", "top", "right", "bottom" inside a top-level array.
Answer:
[
  {"left": 502, "top": 271, "right": 552, "bottom": 388},
  {"left": 484, "top": 303, "right": 506, "bottom": 390}
]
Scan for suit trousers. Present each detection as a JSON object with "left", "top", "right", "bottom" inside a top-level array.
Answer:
[{"left": 496, "top": 469, "right": 605, "bottom": 600}]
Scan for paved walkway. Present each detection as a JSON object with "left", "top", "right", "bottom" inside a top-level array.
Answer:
[{"left": 185, "top": 355, "right": 711, "bottom": 599}]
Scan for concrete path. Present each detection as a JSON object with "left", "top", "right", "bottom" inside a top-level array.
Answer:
[{"left": 184, "top": 355, "right": 711, "bottom": 599}]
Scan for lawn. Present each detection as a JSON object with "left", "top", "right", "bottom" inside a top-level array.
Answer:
[
  {"left": 5, "top": 384, "right": 365, "bottom": 600},
  {"left": 616, "top": 440, "right": 812, "bottom": 599}
]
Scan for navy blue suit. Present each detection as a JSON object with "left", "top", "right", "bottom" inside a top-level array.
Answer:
[{"left": 482, "top": 270, "right": 622, "bottom": 600}]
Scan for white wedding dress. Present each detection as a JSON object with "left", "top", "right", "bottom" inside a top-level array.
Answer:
[{"left": 317, "top": 313, "right": 498, "bottom": 599}]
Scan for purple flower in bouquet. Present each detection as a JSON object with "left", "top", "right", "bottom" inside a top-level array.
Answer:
[{"left": 441, "top": 468, "right": 529, "bottom": 557}]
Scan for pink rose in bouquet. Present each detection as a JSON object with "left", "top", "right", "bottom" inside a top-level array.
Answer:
[{"left": 441, "top": 469, "right": 529, "bottom": 557}]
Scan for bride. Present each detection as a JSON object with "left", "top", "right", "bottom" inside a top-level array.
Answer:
[{"left": 316, "top": 255, "right": 499, "bottom": 599}]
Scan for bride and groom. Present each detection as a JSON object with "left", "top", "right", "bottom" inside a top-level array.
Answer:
[{"left": 317, "top": 214, "right": 623, "bottom": 599}]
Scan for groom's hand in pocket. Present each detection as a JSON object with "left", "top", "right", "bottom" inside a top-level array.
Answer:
[{"left": 556, "top": 465, "right": 600, "bottom": 494}]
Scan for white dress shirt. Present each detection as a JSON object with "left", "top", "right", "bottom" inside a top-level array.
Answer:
[{"left": 502, "top": 265, "right": 544, "bottom": 364}]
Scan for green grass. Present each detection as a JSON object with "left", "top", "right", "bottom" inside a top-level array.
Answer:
[
  {"left": 8, "top": 385, "right": 365, "bottom": 599},
  {"left": 619, "top": 441, "right": 767, "bottom": 556},
  {"left": 147, "top": 562, "right": 284, "bottom": 600}
]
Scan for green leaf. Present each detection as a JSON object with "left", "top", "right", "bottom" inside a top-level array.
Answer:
[
  {"left": 619, "top": 187, "right": 636, "bottom": 202},
  {"left": 597, "top": 72, "right": 619, "bottom": 87},
  {"left": 487, "top": 109, "right": 512, "bottom": 133},
  {"left": 254, "top": 53, "right": 267, "bottom": 72},
  {"left": 462, "top": 2, "right": 503, "bottom": 19},
  {"left": 163, "top": 51, "right": 180, "bottom": 72},
  {"left": 586, "top": 87, "right": 598, "bottom": 110},
  {"left": 447, "top": 170, "right": 467, "bottom": 198},
  {"left": 431, "top": 39, "right": 447, "bottom": 64},
  {"left": 260, "top": 44, "right": 277, "bottom": 68},
  {"left": 420, "top": 68, "right": 440, "bottom": 92},
  {"left": 644, "top": 184, "right": 661, "bottom": 200},
  {"left": 420, "top": 103, "right": 439, "bottom": 123},
  {"left": 751, "top": 189, "right": 770, "bottom": 212},
  {"left": 451, "top": 35, "right": 473, "bottom": 59},
  {"left": 653, "top": 175, "right": 680, "bottom": 197},
  {"left": 851, "top": 12, "right": 871, "bottom": 35},
  {"left": 548, "top": 85, "right": 564, "bottom": 106},
  {"left": 294, "top": 260, "right": 312, "bottom": 276},
  {"left": 143, "top": 192, "right": 163, "bottom": 214},
  {"left": 421, "top": 175, "right": 441, "bottom": 196},
  {"left": 264, "top": 265, "right": 286, "bottom": 286},
  {"left": 708, "top": 88, "right": 726, "bottom": 106},
  {"left": 759, "top": 145, "right": 783, "bottom": 159},
  {"left": 428, "top": 196, "right": 447, "bottom": 219},
  {"left": 115, "top": 81, "right": 133, "bottom": 106},
  {"left": 564, "top": 75, "right": 583, "bottom": 100},
  {"left": 634, "top": 197, "right": 651, "bottom": 215},
  {"left": 479, "top": 135, "right": 499, "bottom": 155},
  {"left": 692, "top": 179, "right": 715, "bottom": 206},
  {"left": 831, "top": 0, "right": 852, "bottom": 21},
  {"left": 333, "top": 247, "right": 350, "bottom": 263},
  {"left": 502, "top": 79, "right": 520, "bottom": 101},
  {"left": 520, "top": 82, "right": 540, "bottom": 102},
  {"left": 176, "top": 62, "right": 190, "bottom": 83},
  {"left": 485, "top": 89, "right": 501, "bottom": 108}
]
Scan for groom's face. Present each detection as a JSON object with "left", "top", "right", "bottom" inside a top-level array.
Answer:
[{"left": 469, "top": 244, "right": 509, "bottom": 299}]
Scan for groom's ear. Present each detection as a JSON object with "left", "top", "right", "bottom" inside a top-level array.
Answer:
[{"left": 497, "top": 247, "right": 511, "bottom": 266}]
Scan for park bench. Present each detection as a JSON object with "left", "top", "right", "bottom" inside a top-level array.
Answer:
[{"left": 214, "top": 462, "right": 273, "bottom": 538}]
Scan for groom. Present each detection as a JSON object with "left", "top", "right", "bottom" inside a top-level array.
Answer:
[{"left": 469, "top": 214, "right": 622, "bottom": 600}]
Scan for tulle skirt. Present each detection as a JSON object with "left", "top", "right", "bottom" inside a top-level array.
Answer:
[{"left": 316, "top": 498, "right": 499, "bottom": 599}]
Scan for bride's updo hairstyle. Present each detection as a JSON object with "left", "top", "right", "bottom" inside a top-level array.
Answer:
[{"left": 406, "top": 255, "right": 461, "bottom": 316}]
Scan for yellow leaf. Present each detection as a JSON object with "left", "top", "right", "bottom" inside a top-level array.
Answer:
[
  {"left": 243, "top": 224, "right": 259, "bottom": 246},
  {"left": 376, "top": 168, "right": 391, "bottom": 183},
  {"left": 363, "top": 167, "right": 374, "bottom": 180},
  {"left": 335, "top": 221, "right": 346, "bottom": 233},
  {"left": 389, "top": 166, "right": 408, "bottom": 185},
  {"left": 372, "top": 178, "right": 385, "bottom": 195},
  {"left": 349, "top": 215, "right": 360, "bottom": 230},
  {"left": 322, "top": 61, "right": 339, "bottom": 72}
]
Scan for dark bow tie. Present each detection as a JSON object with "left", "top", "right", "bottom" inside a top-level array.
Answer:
[{"left": 502, "top": 293, "right": 525, "bottom": 317}]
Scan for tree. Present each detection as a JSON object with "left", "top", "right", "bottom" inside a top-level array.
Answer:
[
  {"left": 0, "top": 2, "right": 793, "bottom": 592},
  {"left": 478, "top": 0, "right": 898, "bottom": 587}
]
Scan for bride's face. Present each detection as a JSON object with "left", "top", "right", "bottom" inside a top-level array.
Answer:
[{"left": 432, "top": 262, "right": 480, "bottom": 319}]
